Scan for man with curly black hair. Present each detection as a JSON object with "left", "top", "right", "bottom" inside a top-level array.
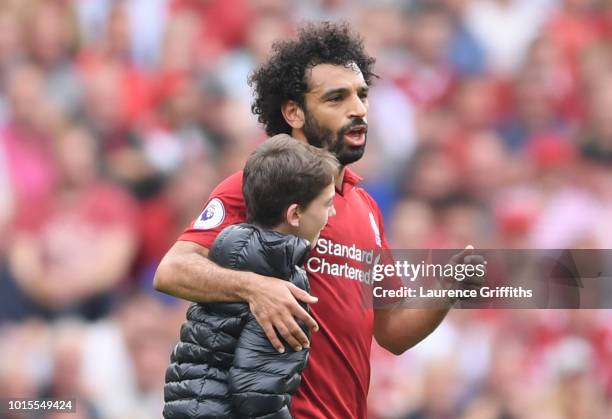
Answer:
[
  {"left": 155, "top": 21, "right": 458, "bottom": 418},
  {"left": 249, "top": 21, "right": 376, "bottom": 168}
]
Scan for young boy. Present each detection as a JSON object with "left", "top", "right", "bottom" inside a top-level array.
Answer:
[{"left": 163, "top": 134, "right": 338, "bottom": 419}]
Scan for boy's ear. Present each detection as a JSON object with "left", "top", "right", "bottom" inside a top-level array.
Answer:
[
  {"left": 286, "top": 203, "right": 300, "bottom": 227},
  {"left": 281, "top": 100, "right": 305, "bottom": 130}
]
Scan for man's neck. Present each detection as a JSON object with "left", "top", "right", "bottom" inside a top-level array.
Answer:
[{"left": 335, "top": 166, "right": 346, "bottom": 190}]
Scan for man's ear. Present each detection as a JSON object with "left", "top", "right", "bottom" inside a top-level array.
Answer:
[
  {"left": 281, "top": 100, "right": 305, "bottom": 130},
  {"left": 285, "top": 203, "right": 300, "bottom": 227}
]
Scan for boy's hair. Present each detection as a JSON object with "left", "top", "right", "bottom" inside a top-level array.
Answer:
[
  {"left": 249, "top": 21, "right": 377, "bottom": 136},
  {"left": 243, "top": 134, "right": 339, "bottom": 228}
]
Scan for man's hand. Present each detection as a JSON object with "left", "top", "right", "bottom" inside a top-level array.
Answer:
[
  {"left": 154, "top": 241, "right": 319, "bottom": 353},
  {"left": 448, "top": 245, "right": 486, "bottom": 298},
  {"left": 242, "top": 274, "right": 319, "bottom": 353}
]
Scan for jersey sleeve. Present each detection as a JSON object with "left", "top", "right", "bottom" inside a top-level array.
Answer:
[{"left": 178, "top": 171, "right": 247, "bottom": 249}]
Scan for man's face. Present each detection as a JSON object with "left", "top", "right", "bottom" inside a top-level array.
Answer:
[
  {"left": 296, "top": 182, "right": 336, "bottom": 246},
  {"left": 302, "top": 63, "right": 369, "bottom": 165}
]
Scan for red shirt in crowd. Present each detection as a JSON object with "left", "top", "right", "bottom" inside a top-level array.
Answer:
[
  {"left": 179, "top": 168, "right": 388, "bottom": 419},
  {"left": 13, "top": 182, "right": 138, "bottom": 235}
]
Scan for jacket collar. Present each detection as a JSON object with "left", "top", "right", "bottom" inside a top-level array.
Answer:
[
  {"left": 254, "top": 226, "right": 311, "bottom": 276},
  {"left": 211, "top": 224, "right": 311, "bottom": 277}
]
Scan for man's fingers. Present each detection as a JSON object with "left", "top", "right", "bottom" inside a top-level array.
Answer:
[
  {"left": 288, "top": 284, "right": 319, "bottom": 304},
  {"left": 284, "top": 316, "right": 310, "bottom": 349},
  {"left": 450, "top": 245, "right": 474, "bottom": 264},
  {"left": 274, "top": 322, "right": 304, "bottom": 352},
  {"left": 261, "top": 322, "right": 286, "bottom": 353},
  {"left": 292, "top": 305, "right": 319, "bottom": 333},
  {"left": 465, "top": 255, "right": 484, "bottom": 265},
  {"left": 247, "top": 278, "right": 319, "bottom": 352}
]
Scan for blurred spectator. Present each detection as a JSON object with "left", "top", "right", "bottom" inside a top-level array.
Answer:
[
  {"left": 449, "top": 76, "right": 497, "bottom": 136},
  {"left": 0, "top": 321, "right": 50, "bottom": 405},
  {"left": 137, "top": 159, "right": 216, "bottom": 275},
  {"left": 169, "top": 0, "right": 253, "bottom": 67},
  {"left": 520, "top": 35, "right": 577, "bottom": 122},
  {"left": 5, "top": 127, "right": 138, "bottom": 320},
  {"left": 1, "top": 65, "right": 59, "bottom": 209},
  {"left": 459, "top": 131, "right": 513, "bottom": 200},
  {"left": 491, "top": 188, "right": 541, "bottom": 248},
  {"left": 389, "top": 199, "right": 435, "bottom": 249},
  {"left": 396, "top": 2, "right": 455, "bottom": 108},
  {"left": 216, "top": 12, "right": 292, "bottom": 101},
  {"left": 401, "top": 357, "right": 462, "bottom": 419},
  {"left": 582, "top": 72, "right": 612, "bottom": 159},
  {"left": 75, "top": 0, "right": 168, "bottom": 69},
  {"left": 401, "top": 144, "right": 462, "bottom": 207},
  {"left": 158, "top": 9, "right": 202, "bottom": 74},
  {"left": 544, "top": 0, "right": 604, "bottom": 72},
  {"left": 498, "top": 68, "right": 570, "bottom": 150},
  {"left": 126, "top": 0, "right": 169, "bottom": 68},
  {"left": 80, "top": 292, "right": 184, "bottom": 419},
  {"left": 42, "top": 322, "right": 101, "bottom": 419},
  {"left": 438, "top": 194, "right": 489, "bottom": 248},
  {"left": 0, "top": 3, "right": 22, "bottom": 121},
  {"left": 142, "top": 74, "right": 216, "bottom": 175},
  {"left": 23, "top": 0, "right": 82, "bottom": 116},
  {"left": 79, "top": 63, "right": 159, "bottom": 198},
  {"left": 465, "top": 0, "right": 552, "bottom": 75},
  {"left": 0, "top": 142, "right": 14, "bottom": 250},
  {"left": 445, "top": 0, "right": 486, "bottom": 76}
]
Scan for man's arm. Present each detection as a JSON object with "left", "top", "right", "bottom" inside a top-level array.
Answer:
[
  {"left": 373, "top": 307, "right": 450, "bottom": 355},
  {"left": 373, "top": 246, "right": 483, "bottom": 355},
  {"left": 154, "top": 240, "right": 246, "bottom": 302},
  {"left": 154, "top": 240, "right": 319, "bottom": 353}
]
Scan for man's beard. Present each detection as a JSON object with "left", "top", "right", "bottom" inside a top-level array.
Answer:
[{"left": 303, "top": 111, "right": 367, "bottom": 166}]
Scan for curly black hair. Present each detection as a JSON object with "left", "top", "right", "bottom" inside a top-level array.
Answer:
[{"left": 249, "top": 21, "right": 377, "bottom": 136}]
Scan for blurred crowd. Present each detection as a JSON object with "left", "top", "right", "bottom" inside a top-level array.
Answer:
[{"left": 1, "top": 0, "right": 612, "bottom": 418}]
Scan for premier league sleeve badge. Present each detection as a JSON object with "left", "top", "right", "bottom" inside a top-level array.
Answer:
[{"left": 193, "top": 198, "right": 226, "bottom": 230}]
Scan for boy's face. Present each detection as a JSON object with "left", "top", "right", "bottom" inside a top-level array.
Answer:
[{"left": 296, "top": 181, "right": 336, "bottom": 246}]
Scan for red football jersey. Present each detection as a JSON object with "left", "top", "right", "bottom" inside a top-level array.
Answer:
[{"left": 179, "top": 168, "right": 388, "bottom": 419}]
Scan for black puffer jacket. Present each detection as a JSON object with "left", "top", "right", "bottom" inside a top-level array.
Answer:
[{"left": 163, "top": 224, "right": 311, "bottom": 419}]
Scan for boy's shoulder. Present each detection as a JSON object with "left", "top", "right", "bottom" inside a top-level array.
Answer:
[{"left": 210, "top": 223, "right": 310, "bottom": 277}]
